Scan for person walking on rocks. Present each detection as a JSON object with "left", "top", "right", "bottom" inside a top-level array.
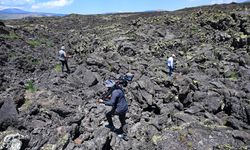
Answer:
[
  {"left": 58, "top": 46, "right": 71, "bottom": 73},
  {"left": 167, "top": 54, "right": 175, "bottom": 76},
  {"left": 98, "top": 80, "right": 129, "bottom": 140}
]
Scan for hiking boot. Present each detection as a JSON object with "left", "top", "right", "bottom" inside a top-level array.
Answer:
[
  {"left": 118, "top": 134, "right": 129, "bottom": 141},
  {"left": 105, "top": 124, "right": 115, "bottom": 131},
  {"left": 115, "top": 127, "right": 123, "bottom": 134}
]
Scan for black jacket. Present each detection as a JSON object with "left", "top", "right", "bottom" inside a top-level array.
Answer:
[{"left": 104, "top": 86, "right": 128, "bottom": 114}]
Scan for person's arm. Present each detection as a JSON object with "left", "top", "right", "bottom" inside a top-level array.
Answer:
[
  {"left": 62, "top": 51, "right": 67, "bottom": 58},
  {"left": 104, "top": 90, "right": 120, "bottom": 106},
  {"left": 171, "top": 58, "right": 174, "bottom": 68},
  {"left": 98, "top": 90, "right": 120, "bottom": 106},
  {"left": 62, "top": 50, "right": 71, "bottom": 58},
  {"left": 65, "top": 52, "right": 70, "bottom": 58}
]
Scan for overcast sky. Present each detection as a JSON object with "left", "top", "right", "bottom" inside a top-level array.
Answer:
[{"left": 0, "top": 0, "right": 246, "bottom": 14}]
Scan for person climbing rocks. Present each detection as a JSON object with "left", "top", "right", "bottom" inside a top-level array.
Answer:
[
  {"left": 58, "top": 46, "right": 71, "bottom": 73},
  {"left": 167, "top": 54, "right": 175, "bottom": 76},
  {"left": 98, "top": 79, "right": 129, "bottom": 141}
]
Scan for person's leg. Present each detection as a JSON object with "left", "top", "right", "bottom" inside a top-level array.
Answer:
[
  {"left": 118, "top": 113, "right": 127, "bottom": 134},
  {"left": 168, "top": 66, "right": 172, "bottom": 76},
  {"left": 118, "top": 113, "right": 128, "bottom": 140},
  {"left": 60, "top": 60, "right": 64, "bottom": 72},
  {"left": 65, "top": 60, "right": 70, "bottom": 73},
  {"left": 105, "top": 110, "right": 115, "bottom": 129}
]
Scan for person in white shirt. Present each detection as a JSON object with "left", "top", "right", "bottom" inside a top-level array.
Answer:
[
  {"left": 167, "top": 54, "right": 175, "bottom": 76},
  {"left": 58, "top": 46, "right": 71, "bottom": 73}
]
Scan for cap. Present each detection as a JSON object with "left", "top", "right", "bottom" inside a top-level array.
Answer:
[
  {"left": 61, "top": 46, "right": 65, "bottom": 50},
  {"left": 104, "top": 80, "right": 115, "bottom": 88}
]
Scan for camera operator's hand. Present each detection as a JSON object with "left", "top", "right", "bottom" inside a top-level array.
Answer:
[{"left": 97, "top": 99, "right": 104, "bottom": 103}]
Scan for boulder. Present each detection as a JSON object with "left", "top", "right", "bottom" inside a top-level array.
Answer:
[
  {"left": 172, "top": 112, "right": 198, "bottom": 125},
  {"left": 181, "top": 92, "right": 193, "bottom": 107},
  {"left": 0, "top": 132, "right": 29, "bottom": 150},
  {"left": 140, "top": 90, "right": 153, "bottom": 106},
  {"left": 232, "top": 130, "right": 250, "bottom": 145},
  {"left": 214, "top": 31, "right": 231, "bottom": 41},
  {"left": 184, "top": 103, "right": 204, "bottom": 114},
  {"left": 68, "top": 66, "right": 99, "bottom": 88},
  {"left": 0, "top": 99, "right": 18, "bottom": 131},
  {"left": 0, "top": 51, "right": 8, "bottom": 66},
  {"left": 117, "top": 43, "right": 137, "bottom": 57},
  {"left": 205, "top": 96, "right": 223, "bottom": 114},
  {"left": 86, "top": 57, "right": 105, "bottom": 68},
  {"left": 225, "top": 116, "right": 246, "bottom": 130},
  {"left": 137, "top": 76, "right": 155, "bottom": 94},
  {"left": 227, "top": 99, "right": 248, "bottom": 122},
  {"left": 50, "top": 107, "right": 74, "bottom": 118},
  {"left": 0, "top": 28, "right": 9, "bottom": 35},
  {"left": 13, "top": 89, "right": 26, "bottom": 108},
  {"left": 0, "top": 21, "right": 5, "bottom": 26},
  {"left": 193, "top": 91, "right": 207, "bottom": 102},
  {"left": 231, "top": 35, "right": 250, "bottom": 48}
]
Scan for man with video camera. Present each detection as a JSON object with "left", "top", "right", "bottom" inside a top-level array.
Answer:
[{"left": 97, "top": 73, "right": 133, "bottom": 141}]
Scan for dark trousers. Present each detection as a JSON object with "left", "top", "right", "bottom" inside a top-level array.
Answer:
[
  {"left": 168, "top": 66, "right": 174, "bottom": 76},
  {"left": 106, "top": 110, "right": 127, "bottom": 134},
  {"left": 60, "top": 60, "right": 70, "bottom": 73}
]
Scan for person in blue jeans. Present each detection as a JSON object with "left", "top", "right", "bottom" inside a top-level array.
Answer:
[
  {"left": 58, "top": 46, "right": 71, "bottom": 73},
  {"left": 167, "top": 54, "right": 175, "bottom": 76},
  {"left": 98, "top": 80, "right": 128, "bottom": 140}
]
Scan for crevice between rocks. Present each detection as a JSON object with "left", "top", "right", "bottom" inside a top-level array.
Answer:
[
  {"left": 20, "top": 138, "right": 30, "bottom": 150},
  {"left": 72, "top": 126, "right": 82, "bottom": 141},
  {"left": 102, "top": 136, "right": 112, "bottom": 150},
  {"left": 0, "top": 101, "right": 3, "bottom": 109},
  {"left": 224, "top": 102, "right": 232, "bottom": 116},
  {"left": 143, "top": 104, "right": 161, "bottom": 115}
]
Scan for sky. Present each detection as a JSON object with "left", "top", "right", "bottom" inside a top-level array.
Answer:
[{"left": 0, "top": 0, "right": 247, "bottom": 14}]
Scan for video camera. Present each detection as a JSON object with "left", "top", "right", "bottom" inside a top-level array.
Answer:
[
  {"left": 98, "top": 73, "right": 134, "bottom": 101},
  {"left": 117, "top": 73, "right": 134, "bottom": 87}
]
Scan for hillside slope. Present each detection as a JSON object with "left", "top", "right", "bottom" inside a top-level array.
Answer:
[{"left": 0, "top": 3, "right": 250, "bottom": 150}]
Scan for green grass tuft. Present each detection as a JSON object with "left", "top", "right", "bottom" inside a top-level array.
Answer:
[
  {"left": 25, "top": 80, "right": 36, "bottom": 93},
  {"left": 26, "top": 39, "right": 41, "bottom": 48},
  {"left": 0, "top": 33, "right": 20, "bottom": 40},
  {"left": 187, "top": 142, "right": 193, "bottom": 149},
  {"left": 229, "top": 71, "right": 238, "bottom": 81},
  {"left": 55, "top": 64, "right": 61, "bottom": 72}
]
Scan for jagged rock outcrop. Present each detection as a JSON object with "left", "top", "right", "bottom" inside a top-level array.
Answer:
[
  {"left": 0, "top": 98, "right": 19, "bottom": 131},
  {"left": 0, "top": 132, "right": 29, "bottom": 150}
]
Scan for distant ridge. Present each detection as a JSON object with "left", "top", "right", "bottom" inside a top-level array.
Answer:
[
  {"left": 0, "top": 8, "right": 66, "bottom": 20},
  {"left": 0, "top": 8, "right": 30, "bottom": 14},
  {"left": 244, "top": 0, "right": 250, "bottom": 3}
]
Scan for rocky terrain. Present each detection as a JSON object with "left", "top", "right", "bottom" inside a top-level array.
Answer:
[{"left": 0, "top": 2, "right": 250, "bottom": 150}]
